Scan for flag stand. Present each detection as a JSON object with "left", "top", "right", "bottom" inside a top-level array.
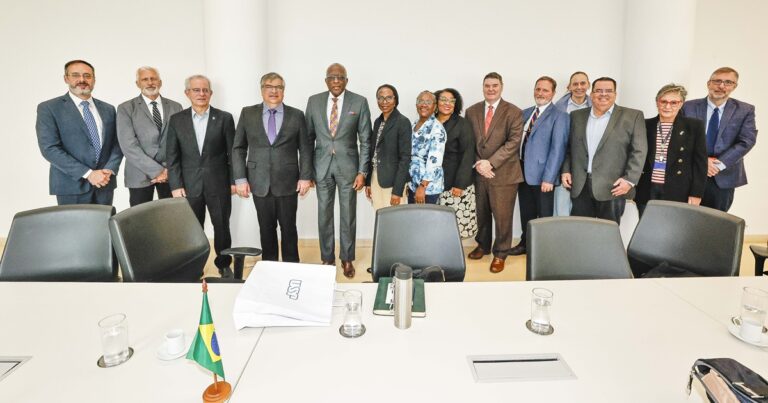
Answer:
[{"left": 202, "top": 374, "right": 231, "bottom": 402}]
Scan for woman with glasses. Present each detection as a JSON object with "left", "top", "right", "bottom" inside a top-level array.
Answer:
[
  {"left": 434, "top": 88, "right": 477, "bottom": 238},
  {"left": 634, "top": 83, "right": 707, "bottom": 216},
  {"left": 365, "top": 84, "right": 411, "bottom": 210},
  {"left": 408, "top": 91, "right": 446, "bottom": 204}
]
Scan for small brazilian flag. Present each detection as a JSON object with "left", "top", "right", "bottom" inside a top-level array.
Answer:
[{"left": 187, "top": 282, "right": 225, "bottom": 379}]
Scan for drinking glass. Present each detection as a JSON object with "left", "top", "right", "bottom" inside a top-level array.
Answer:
[
  {"left": 339, "top": 290, "right": 366, "bottom": 338},
  {"left": 527, "top": 288, "right": 554, "bottom": 335},
  {"left": 98, "top": 313, "right": 131, "bottom": 367},
  {"left": 739, "top": 287, "right": 768, "bottom": 343}
]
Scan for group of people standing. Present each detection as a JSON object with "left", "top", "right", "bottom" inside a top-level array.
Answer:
[{"left": 35, "top": 60, "right": 757, "bottom": 279}]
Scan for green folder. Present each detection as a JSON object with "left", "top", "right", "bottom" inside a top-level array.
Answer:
[{"left": 372, "top": 277, "right": 426, "bottom": 317}]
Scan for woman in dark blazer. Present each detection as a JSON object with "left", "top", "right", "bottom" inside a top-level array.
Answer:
[
  {"left": 434, "top": 88, "right": 477, "bottom": 238},
  {"left": 365, "top": 84, "right": 411, "bottom": 210},
  {"left": 635, "top": 83, "right": 707, "bottom": 216}
]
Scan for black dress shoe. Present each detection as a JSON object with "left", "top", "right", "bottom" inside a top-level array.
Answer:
[
  {"left": 218, "top": 267, "right": 234, "bottom": 278},
  {"left": 508, "top": 244, "right": 526, "bottom": 256}
]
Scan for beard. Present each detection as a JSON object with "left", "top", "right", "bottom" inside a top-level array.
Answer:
[
  {"left": 142, "top": 87, "right": 160, "bottom": 97},
  {"left": 69, "top": 83, "right": 92, "bottom": 97}
]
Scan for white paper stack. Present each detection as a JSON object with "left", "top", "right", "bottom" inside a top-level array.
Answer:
[{"left": 232, "top": 261, "right": 336, "bottom": 329}]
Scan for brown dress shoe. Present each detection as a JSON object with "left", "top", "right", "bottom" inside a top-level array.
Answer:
[
  {"left": 468, "top": 246, "right": 489, "bottom": 260},
  {"left": 342, "top": 260, "right": 355, "bottom": 279},
  {"left": 490, "top": 257, "right": 506, "bottom": 273},
  {"left": 321, "top": 260, "right": 335, "bottom": 266}
]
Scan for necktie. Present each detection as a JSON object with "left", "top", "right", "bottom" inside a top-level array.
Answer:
[
  {"left": 329, "top": 97, "right": 339, "bottom": 137},
  {"left": 484, "top": 105, "right": 494, "bottom": 135},
  {"left": 267, "top": 108, "right": 277, "bottom": 144},
  {"left": 706, "top": 107, "right": 719, "bottom": 156},
  {"left": 521, "top": 107, "right": 540, "bottom": 159},
  {"left": 80, "top": 100, "right": 101, "bottom": 161},
  {"left": 151, "top": 101, "right": 162, "bottom": 134}
]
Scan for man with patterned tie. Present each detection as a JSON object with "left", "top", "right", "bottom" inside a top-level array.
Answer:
[
  {"left": 117, "top": 66, "right": 183, "bottom": 206},
  {"left": 682, "top": 67, "right": 757, "bottom": 212},
  {"left": 465, "top": 72, "right": 524, "bottom": 274},
  {"left": 232, "top": 72, "right": 313, "bottom": 263},
  {"left": 36, "top": 60, "right": 122, "bottom": 205},
  {"left": 305, "top": 63, "right": 372, "bottom": 279},
  {"left": 509, "top": 76, "right": 569, "bottom": 256}
]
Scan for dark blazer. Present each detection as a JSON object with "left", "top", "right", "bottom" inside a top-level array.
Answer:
[
  {"left": 36, "top": 93, "right": 122, "bottom": 196},
  {"left": 465, "top": 99, "right": 523, "bottom": 186},
  {"left": 166, "top": 107, "right": 235, "bottom": 197},
  {"left": 232, "top": 103, "right": 313, "bottom": 197},
  {"left": 520, "top": 104, "right": 569, "bottom": 186},
  {"left": 682, "top": 97, "right": 757, "bottom": 188},
  {"left": 365, "top": 108, "right": 411, "bottom": 197},
  {"left": 634, "top": 115, "right": 707, "bottom": 205},
  {"left": 441, "top": 115, "right": 476, "bottom": 190}
]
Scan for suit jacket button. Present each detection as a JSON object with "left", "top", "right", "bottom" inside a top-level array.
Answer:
[
  {"left": 678, "top": 159, "right": 683, "bottom": 163},
  {"left": 680, "top": 147, "right": 684, "bottom": 151},
  {"left": 677, "top": 171, "right": 682, "bottom": 175}
]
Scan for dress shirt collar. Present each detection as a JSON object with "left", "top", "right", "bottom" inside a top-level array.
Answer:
[
  {"left": 141, "top": 94, "right": 163, "bottom": 107},
  {"left": 263, "top": 102, "right": 284, "bottom": 114},
  {"left": 590, "top": 104, "right": 615, "bottom": 119},
  {"left": 484, "top": 99, "right": 501, "bottom": 111},
  {"left": 568, "top": 96, "right": 589, "bottom": 108},
  {"left": 535, "top": 102, "right": 551, "bottom": 115},
  {"left": 707, "top": 98, "right": 728, "bottom": 112},
  {"left": 328, "top": 91, "right": 345, "bottom": 103},
  {"left": 192, "top": 107, "right": 210, "bottom": 119},
  {"left": 69, "top": 91, "right": 94, "bottom": 106}
]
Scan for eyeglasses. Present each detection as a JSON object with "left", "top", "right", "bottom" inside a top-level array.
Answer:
[
  {"left": 438, "top": 97, "right": 456, "bottom": 105},
  {"left": 262, "top": 85, "right": 285, "bottom": 91},
  {"left": 188, "top": 88, "right": 211, "bottom": 94},
  {"left": 657, "top": 100, "right": 682, "bottom": 107},
  {"left": 67, "top": 73, "right": 93, "bottom": 80},
  {"left": 416, "top": 100, "right": 435, "bottom": 106},
  {"left": 709, "top": 79, "right": 737, "bottom": 87},
  {"left": 377, "top": 95, "right": 394, "bottom": 102},
  {"left": 326, "top": 75, "right": 347, "bottom": 82},
  {"left": 593, "top": 89, "right": 615, "bottom": 95},
  {"left": 139, "top": 77, "right": 160, "bottom": 82}
]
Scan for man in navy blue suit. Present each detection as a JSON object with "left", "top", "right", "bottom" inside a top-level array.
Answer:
[
  {"left": 682, "top": 67, "right": 757, "bottom": 212},
  {"left": 36, "top": 60, "right": 122, "bottom": 205},
  {"left": 509, "top": 76, "right": 569, "bottom": 255}
]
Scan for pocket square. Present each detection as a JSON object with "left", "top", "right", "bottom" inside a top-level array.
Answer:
[{"left": 347, "top": 111, "right": 357, "bottom": 115}]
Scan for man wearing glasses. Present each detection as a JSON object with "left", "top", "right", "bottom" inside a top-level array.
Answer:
[
  {"left": 561, "top": 77, "right": 647, "bottom": 224},
  {"left": 36, "top": 60, "right": 122, "bottom": 205},
  {"left": 166, "top": 75, "right": 236, "bottom": 278},
  {"left": 682, "top": 67, "right": 757, "bottom": 212},
  {"left": 305, "top": 63, "right": 372, "bottom": 278},
  {"left": 232, "top": 72, "right": 313, "bottom": 263}
]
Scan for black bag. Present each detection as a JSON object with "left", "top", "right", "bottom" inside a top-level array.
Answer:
[
  {"left": 688, "top": 358, "right": 768, "bottom": 402},
  {"left": 389, "top": 263, "right": 445, "bottom": 282}
]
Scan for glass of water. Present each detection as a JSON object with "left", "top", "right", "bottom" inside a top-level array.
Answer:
[
  {"left": 339, "top": 290, "right": 366, "bottom": 338},
  {"left": 527, "top": 288, "right": 554, "bottom": 335},
  {"left": 739, "top": 287, "right": 768, "bottom": 343},
  {"left": 98, "top": 313, "right": 131, "bottom": 367}
]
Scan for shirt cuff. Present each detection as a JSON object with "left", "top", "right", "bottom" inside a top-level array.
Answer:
[
  {"left": 715, "top": 161, "right": 726, "bottom": 171},
  {"left": 235, "top": 178, "right": 248, "bottom": 185},
  {"left": 83, "top": 169, "right": 92, "bottom": 179}
]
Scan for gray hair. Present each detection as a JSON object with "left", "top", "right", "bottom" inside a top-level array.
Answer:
[
  {"left": 416, "top": 90, "right": 436, "bottom": 103},
  {"left": 655, "top": 83, "right": 688, "bottom": 102},
  {"left": 260, "top": 72, "right": 285, "bottom": 87},
  {"left": 135, "top": 66, "right": 160, "bottom": 81},
  {"left": 184, "top": 74, "right": 212, "bottom": 91}
]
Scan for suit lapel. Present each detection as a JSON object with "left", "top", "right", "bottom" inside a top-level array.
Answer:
[
  {"left": 717, "top": 100, "right": 736, "bottom": 141},
  {"left": 64, "top": 94, "right": 93, "bottom": 144},
  {"left": 486, "top": 100, "right": 504, "bottom": 136},
  {"left": 161, "top": 99, "right": 172, "bottom": 128},
  {"left": 202, "top": 107, "right": 219, "bottom": 155},
  {"left": 595, "top": 106, "right": 621, "bottom": 153},
  {"left": 320, "top": 92, "right": 330, "bottom": 136},
  {"left": 646, "top": 116, "right": 659, "bottom": 164},
  {"left": 136, "top": 96, "right": 153, "bottom": 124},
  {"left": 530, "top": 106, "right": 553, "bottom": 139},
  {"left": 337, "top": 93, "right": 352, "bottom": 134},
  {"left": 181, "top": 108, "right": 201, "bottom": 155}
]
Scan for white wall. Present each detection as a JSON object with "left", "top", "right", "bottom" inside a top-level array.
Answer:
[{"left": 1, "top": 0, "right": 765, "bottom": 247}]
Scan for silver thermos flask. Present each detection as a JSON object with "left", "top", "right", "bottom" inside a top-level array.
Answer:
[{"left": 393, "top": 265, "right": 413, "bottom": 329}]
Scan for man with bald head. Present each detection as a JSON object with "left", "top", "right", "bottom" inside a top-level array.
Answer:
[
  {"left": 305, "top": 63, "right": 372, "bottom": 278},
  {"left": 117, "top": 66, "right": 183, "bottom": 206}
]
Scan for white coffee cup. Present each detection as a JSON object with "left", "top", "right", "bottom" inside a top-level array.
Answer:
[{"left": 164, "top": 329, "right": 186, "bottom": 355}]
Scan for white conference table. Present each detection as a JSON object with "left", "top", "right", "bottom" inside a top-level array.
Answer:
[
  {"left": 0, "top": 282, "right": 261, "bottom": 403},
  {"left": 230, "top": 278, "right": 768, "bottom": 403}
]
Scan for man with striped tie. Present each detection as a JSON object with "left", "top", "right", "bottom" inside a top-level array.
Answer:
[
  {"left": 117, "top": 66, "right": 183, "bottom": 206},
  {"left": 36, "top": 60, "right": 123, "bottom": 205}
]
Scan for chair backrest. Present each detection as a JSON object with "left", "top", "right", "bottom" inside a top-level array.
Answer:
[
  {"left": 371, "top": 205, "right": 465, "bottom": 282},
  {"left": 0, "top": 205, "right": 118, "bottom": 281},
  {"left": 526, "top": 216, "right": 633, "bottom": 281},
  {"left": 627, "top": 200, "right": 745, "bottom": 277},
  {"left": 109, "top": 198, "right": 210, "bottom": 282}
]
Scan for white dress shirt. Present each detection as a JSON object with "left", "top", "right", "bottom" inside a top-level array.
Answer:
[
  {"left": 586, "top": 105, "right": 615, "bottom": 173},
  {"left": 326, "top": 91, "right": 345, "bottom": 131},
  {"left": 142, "top": 94, "right": 164, "bottom": 123},
  {"left": 192, "top": 107, "right": 210, "bottom": 155}
]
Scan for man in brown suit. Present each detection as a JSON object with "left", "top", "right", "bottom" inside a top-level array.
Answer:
[{"left": 465, "top": 72, "right": 523, "bottom": 273}]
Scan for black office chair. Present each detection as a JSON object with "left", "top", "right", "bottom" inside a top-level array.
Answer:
[
  {"left": 0, "top": 205, "right": 118, "bottom": 281},
  {"left": 627, "top": 200, "right": 745, "bottom": 277},
  {"left": 371, "top": 205, "right": 465, "bottom": 282},
  {"left": 109, "top": 198, "right": 242, "bottom": 282},
  {"left": 526, "top": 216, "right": 633, "bottom": 281}
]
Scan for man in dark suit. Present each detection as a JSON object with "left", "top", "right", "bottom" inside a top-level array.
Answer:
[
  {"left": 232, "top": 72, "right": 313, "bottom": 262},
  {"left": 36, "top": 60, "right": 122, "bottom": 205},
  {"left": 166, "top": 75, "right": 235, "bottom": 278},
  {"left": 117, "top": 66, "right": 183, "bottom": 206},
  {"left": 465, "top": 72, "right": 523, "bottom": 274},
  {"left": 561, "top": 77, "right": 647, "bottom": 224},
  {"left": 305, "top": 63, "right": 372, "bottom": 278},
  {"left": 682, "top": 67, "right": 757, "bottom": 212},
  {"left": 509, "top": 76, "right": 569, "bottom": 256}
]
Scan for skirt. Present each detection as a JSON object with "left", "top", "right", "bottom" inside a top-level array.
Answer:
[{"left": 438, "top": 184, "right": 477, "bottom": 239}]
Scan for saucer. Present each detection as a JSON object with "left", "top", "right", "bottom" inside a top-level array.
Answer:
[
  {"left": 156, "top": 334, "right": 192, "bottom": 361},
  {"left": 727, "top": 317, "right": 768, "bottom": 347}
]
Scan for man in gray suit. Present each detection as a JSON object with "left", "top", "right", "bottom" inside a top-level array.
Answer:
[
  {"left": 117, "top": 66, "right": 183, "bottom": 206},
  {"left": 561, "top": 77, "right": 647, "bottom": 224},
  {"left": 305, "top": 63, "right": 372, "bottom": 278},
  {"left": 233, "top": 72, "right": 313, "bottom": 263},
  {"left": 36, "top": 60, "right": 122, "bottom": 205}
]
